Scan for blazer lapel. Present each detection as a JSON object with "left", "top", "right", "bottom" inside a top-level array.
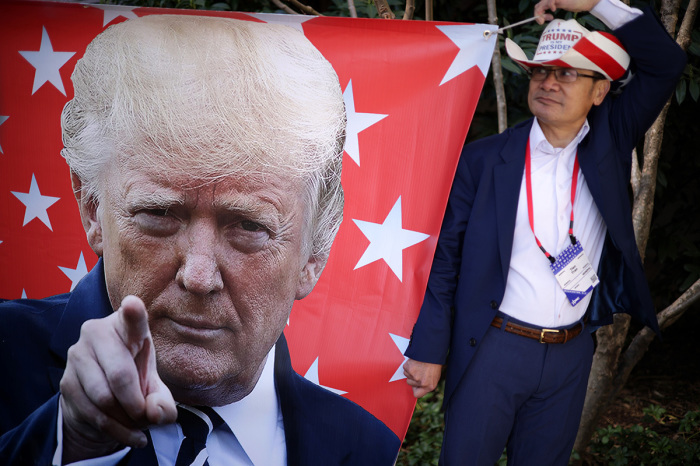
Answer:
[
  {"left": 493, "top": 122, "right": 531, "bottom": 284},
  {"left": 48, "top": 259, "right": 113, "bottom": 391}
]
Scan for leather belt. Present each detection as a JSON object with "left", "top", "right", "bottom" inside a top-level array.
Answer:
[{"left": 491, "top": 316, "right": 584, "bottom": 344}]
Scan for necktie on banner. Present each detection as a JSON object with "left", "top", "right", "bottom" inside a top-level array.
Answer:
[
  {"left": 176, "top": 405, "right": 225, "bottom": 466},
  {"left": 0, "top": 1, "right": 496, "bottom": 441}
]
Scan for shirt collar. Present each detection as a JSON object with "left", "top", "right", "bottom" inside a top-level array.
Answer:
[
  {"left": 530, "top": 118, "right": 590, "bottom": 155},
  {"left": 213, "top": 344, "right": 283, "bottom": 466}
]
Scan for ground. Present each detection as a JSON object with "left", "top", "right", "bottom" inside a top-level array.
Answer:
[{"left": 598, "top": 308, "right": 700, "bottom": 430}]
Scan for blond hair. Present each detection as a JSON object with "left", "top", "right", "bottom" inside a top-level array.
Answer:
[{"left": 62, "top": 14, "right": 346, "bottom": 261}]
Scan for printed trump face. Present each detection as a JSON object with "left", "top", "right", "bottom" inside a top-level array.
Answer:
[{"left": 74, "top": 155, "right": 322, "bottom": 406}]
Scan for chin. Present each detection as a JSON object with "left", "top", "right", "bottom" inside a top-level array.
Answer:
[{"left": 157, "top": 347, "right": 258, "bottom": 405}]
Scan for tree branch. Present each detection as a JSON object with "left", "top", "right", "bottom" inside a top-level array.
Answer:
[
  {"left": 633, "top": 100, "right": 671, "bottom": 260},
  {"left": 677, "top": 0, "right": 699, "bottom": 50},
  {"left": 630, "top": 148, "right": 641, "bottom": 198},
  {"left": 487, "top": 0, "right": 507, "bottom": 133},
  {"left": 270, "top": 0, "right": 298, "bottom": 15},
  {"left": 375, "top": 0, "right": 396, "bottom": 19},
  {"left": 348, "top": 0, "right": 358, "bottom": 18},
  {"left": 287, "top": 0, "right": 322, "bottom": 15},
  {"left": 609, "top": 278, "right": 700, "bottom": 402},
  {"left": 404, "top": 0, "right": 415, "bottom": 20},
  {"left": 425, "top": 0, "right": 433, "bottom": 21}
]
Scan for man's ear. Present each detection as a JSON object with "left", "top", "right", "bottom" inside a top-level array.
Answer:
[
  {"left": 70, "top": 171, "right": 104, "bottom": 257},
  {"left": 295, "top": 256, "right": 326, "bottom": 300},
  {"left": 593, "top": 79, "right": 611, "bottom": 106}
]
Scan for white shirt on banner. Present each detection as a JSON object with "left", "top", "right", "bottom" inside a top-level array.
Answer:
[{"left": 54, "top": 346, "right": 285, "bottom": 466}]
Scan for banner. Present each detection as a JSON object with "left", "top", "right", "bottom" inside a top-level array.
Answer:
[{"left": 0, "top": 0, "right": 496, "bottom": 441}]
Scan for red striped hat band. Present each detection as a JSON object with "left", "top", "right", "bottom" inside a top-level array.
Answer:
[{"left": 505, "top": 18, "right": 630, "bottom": 81}]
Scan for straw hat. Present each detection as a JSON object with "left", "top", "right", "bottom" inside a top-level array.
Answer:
[{"left": 505, "top": 18, "right": 630, "bottom": 81}]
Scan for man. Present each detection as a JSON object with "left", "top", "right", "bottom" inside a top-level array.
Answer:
[
  {"left": 403, "top": 0, "right": 686, "bottom": 464},
  {"left": 0, "top": 14, "right": 400, "bottom": 465}
]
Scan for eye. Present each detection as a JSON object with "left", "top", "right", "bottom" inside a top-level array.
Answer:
[
  {"left": 223, "top": 217, "right": 273, "bottom": 254},
  {"left": 133, "top": 209, "right": 180, "bottom": 236},
  {"left": 559, "top": 69, "right": 576, "bottom": 78},
  {"left": 240, "top": 220, "right": 265, "bottom": 232}
]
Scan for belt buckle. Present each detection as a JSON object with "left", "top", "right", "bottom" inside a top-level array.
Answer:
[{"left": 539, "top": 328, "right": 558, "bottom": 343}]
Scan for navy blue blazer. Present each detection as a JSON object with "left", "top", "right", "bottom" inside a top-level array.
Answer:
[
  {"left": 405, "top": 7, "right": 687, "bottom": 407},
  {"left": 0, "top": 260, "right": 400, "bottom": 465}
]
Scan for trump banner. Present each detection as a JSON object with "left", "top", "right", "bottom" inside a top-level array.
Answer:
[{"left": 0, "top": 0, "right": 496, "bottom": 446}]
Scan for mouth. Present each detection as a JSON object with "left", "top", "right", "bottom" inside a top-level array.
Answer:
[
  {"left": 167, "top": 317, "right": 227, "bottom": 341},
  {"left": 534, "top": 95, "right": 560, "bottom": 106}
]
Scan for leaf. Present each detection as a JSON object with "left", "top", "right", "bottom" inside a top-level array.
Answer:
[
  {"left": 690, "top": 79, "right": 700, "bottom": 102},
  {"left": 501, "top": 60, "right": 525, "bottom": 75},
  {"left": 676, "top": 80, "right": 687, "bottom": 104},
  {"left": 689, "top": 42, "right": 700, "bottom": 57},
  {"left": 518, "top": 0, "right": 529, "bottom": 14},
  {"left": 579, "top": 15, "right": 607, "bottom": 32},
  {"left": 657, "top": 169, "right": 668, "bottom": 188}
]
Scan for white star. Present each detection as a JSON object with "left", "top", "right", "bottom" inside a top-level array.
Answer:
[
  {"left": 247, "top": 13, "right": 315, "bottom": 33},
  {"left": 342, "top": 80, "right": 388, "bottom": 167},
  {"left": 353, "top": 197, "right": 430, "bottom": 282},
  {"left": 59, "top": 252, "right": 89, "bottom": 291},
  {"left": 303, "top": 357, "right": 348, "bottom": 396},
  {"left": 11, "top": 174, "right": 60, "bottom": 230},
  {"left": 90, "top": 5, "right": 139, "bottom": 27},
  {"left": 19, "top": 27, "right": 75, "bottom": 96},
  {"left": 21, "top": 290, "right": 27, "bottom": 299},
  {"left": 0, "top": 115, "right": 8, "bottom": 154},
  {"left": 436, "top": 24, "right": 497, "bottom": 85},
  {"left": 389, "top": 333, "right": 410, "bottom": 382}
]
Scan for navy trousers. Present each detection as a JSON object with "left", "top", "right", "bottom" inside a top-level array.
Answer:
[{"left": 440, "top": 316, "right": 594, "bottom": 466}]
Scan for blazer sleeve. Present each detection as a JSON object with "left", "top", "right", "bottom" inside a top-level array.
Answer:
[
  {"left": 0, "top": 394, "right": 60, "bottom": 465},
  {"left": 605, "top": 5, "right": 687, "bottom": 161},
  {"left": 405, "top": 143, "right": 478, "bottom": 364}
]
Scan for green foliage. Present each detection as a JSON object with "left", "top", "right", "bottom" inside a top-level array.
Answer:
[
  {"left": 588, "top": 406, "right": 700, "bottom": 465},
  {"left": 396, "top": 383, "right": 444, "bottom": 465},
  {"left": 397, "top": 397, "right": 700, "bottom": 464}
]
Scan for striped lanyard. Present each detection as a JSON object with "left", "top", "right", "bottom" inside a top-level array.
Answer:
[{"left": 525, "top": 138, "right": 579, "bottom": 264}]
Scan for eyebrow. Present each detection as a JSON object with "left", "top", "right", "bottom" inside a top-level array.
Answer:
[
  {"left": 214, "top": 196, "right": 285, "bottom": 228},
  {"left": 124, "top": 188, "right": 185, "bottom": 210}
]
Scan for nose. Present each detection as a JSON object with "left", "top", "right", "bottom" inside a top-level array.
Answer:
[
  {"left": 176, "top": 228, "right": 224, "bottom": 295},
  {"left": 540, "top": 71, "right": 560, "bottom": 90}
]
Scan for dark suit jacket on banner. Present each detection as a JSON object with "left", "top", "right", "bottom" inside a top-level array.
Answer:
[
  {"left": 0, "top": 260, "right": 400, "bottom": 465},
  {"left": 405, "top": 6, "right": 687, "bottom": 407}
]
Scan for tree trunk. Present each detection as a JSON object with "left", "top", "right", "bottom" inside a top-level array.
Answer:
[
  {"left": 573, "top": 0, "right": 698, "bottom": 453},
  {"left": 486, "top": 0, "right": 507, "bottom": 132}
]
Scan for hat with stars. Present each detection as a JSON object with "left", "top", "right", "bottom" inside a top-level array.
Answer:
[{"left": 505, "top": 18, "right": 631, "bottom": 81}]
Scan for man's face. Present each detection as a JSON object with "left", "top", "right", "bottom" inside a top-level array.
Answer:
[
  {"left": 528, "top": 67, "right": 609, "bottom": 133},
  {"left": 83, "top": 157, "right": 320, "bottom": 405}
]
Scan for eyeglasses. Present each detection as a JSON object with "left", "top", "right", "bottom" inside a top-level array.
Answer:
[{"left": 528, "top": 67, "right": 602, "bottom": 83}]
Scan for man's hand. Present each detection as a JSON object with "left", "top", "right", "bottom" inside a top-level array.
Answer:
[
  {"left": 534, "top": 0, "right": 601, "bottom": 24},
  {"left": 59, "top": 295, "right": 177, "bottom": 463},
  {"left": 403, "top": 359, "right": 442, "bottom": 398}
]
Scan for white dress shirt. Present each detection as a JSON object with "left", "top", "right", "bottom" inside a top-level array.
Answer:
[
  {"left": 498, "top": 120, "right": 606, "bottom": 327},
  {"left": 498, "top": 0, "right": 642, "bottom": 328}
]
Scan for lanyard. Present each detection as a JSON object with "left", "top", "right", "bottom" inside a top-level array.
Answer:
[{"left": 525, "top": 139, "right": 579, "bottom": 264}]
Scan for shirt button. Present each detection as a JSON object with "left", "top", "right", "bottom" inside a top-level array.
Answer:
[
  {"left": 490, "top": 300, "right": 498, "bottom": 309},
  {"left": 469, "top": 338, "right": 477, "bottom": 347}
]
